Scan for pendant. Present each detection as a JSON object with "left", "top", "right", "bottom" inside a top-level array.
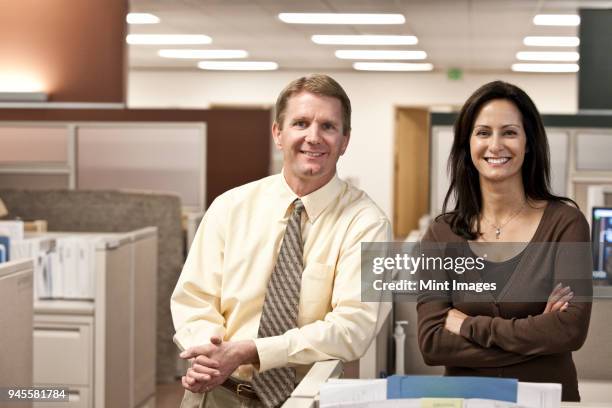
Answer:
[{"left": 495, "top": 228, "right": 501, "bottom": 239}]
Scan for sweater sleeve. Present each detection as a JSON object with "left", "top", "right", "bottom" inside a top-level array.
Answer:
[
  {"left": 417, "top": 222, "right": 537, "bottom": 367},
  {"left": 459, "top": 206, "right": 593, "bottom": 355}
]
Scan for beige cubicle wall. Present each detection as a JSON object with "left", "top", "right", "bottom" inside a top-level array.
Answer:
[
  {"left": 0, "top": 107, "right": 272, "bottom": 210},
  {"left": 0, "top": 259, "right": 34, "bottom": 408},
  {"left": 0, "top": 122, "right": 207, "bottom": 211}
]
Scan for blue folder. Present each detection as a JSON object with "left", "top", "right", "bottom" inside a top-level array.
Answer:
[
  {"left": 387, "top": 375, "right": 518, "bottom": 402},
  {"left": 0, "top": 236, "right": 9, "bottom": 263}
]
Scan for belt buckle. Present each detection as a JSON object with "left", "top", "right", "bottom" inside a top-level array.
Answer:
[{"left": 236, "top": 383, "right": 254, "bottom": 398}]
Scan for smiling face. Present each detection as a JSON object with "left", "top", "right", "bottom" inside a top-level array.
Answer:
[
  {"left": 273, "top": 91, "right": 350, "bottom": 195},
  {"left": 469, "top": 98, "right": 527, "bottom": 185}
]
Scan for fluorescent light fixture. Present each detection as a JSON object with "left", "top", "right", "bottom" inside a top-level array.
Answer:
[
  {"left": 197, "top": 61, "right": 278, "bottom": 71},
  {"left": 516, "top": 51, "right": 579, "bottom": 62},
  {"left": 511, "top": 63, "right": 579, "bottom": 73},
  {"left": 159, "top": 49, "right": 248, "bottom": 59},
  {"left": 335, "top": 50, "right": 426, "bottom": 60},
  {"left": 523, "top": 36, "right": 579, "bottom": 47},
  {"left": 126, "top": 34, "right": 212, "bottom": 45},
  {"left": 353, "top": 62, "right": 433, "bottom": 71},
  {"left": 533, "top": 14, "right": 580, "bottom": 26},
  {"left": 126, "top": 13, "right": 160, "bottom": 24},
  {"left": 279, "top": 13, "right": 405, "bottom": 25},
  {"left": 312, "top": 34, "right": 417, "bottom": 45}
]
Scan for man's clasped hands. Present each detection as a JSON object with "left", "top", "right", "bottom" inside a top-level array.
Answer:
[{"left": 180, "top": 336, "right": 259, "bottom": 393}]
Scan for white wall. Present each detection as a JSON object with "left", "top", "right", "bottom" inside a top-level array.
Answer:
[{"left": 128, "top": 69, "right": 577, "bottom": 221}]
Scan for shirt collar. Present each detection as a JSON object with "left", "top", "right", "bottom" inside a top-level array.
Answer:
[{"left": 275, "top": 171, "right": 344, "bottom": 223}]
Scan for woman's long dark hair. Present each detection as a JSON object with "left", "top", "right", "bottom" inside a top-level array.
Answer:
[{"left": 441, "top": 80, "right": 574, "bottom": 240}]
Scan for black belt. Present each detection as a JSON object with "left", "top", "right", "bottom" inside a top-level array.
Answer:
[{"left": 220, "top": 377, "right": 260, "bottom": 401}]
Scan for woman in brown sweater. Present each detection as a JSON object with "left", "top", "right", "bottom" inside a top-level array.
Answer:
[{"left": 417, "top": 81, "right": 592, "bottom": 401}]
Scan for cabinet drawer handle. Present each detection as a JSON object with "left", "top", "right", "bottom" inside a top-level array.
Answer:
[{"left": 34, "top": 326, "right": 81, "bottom": 332}]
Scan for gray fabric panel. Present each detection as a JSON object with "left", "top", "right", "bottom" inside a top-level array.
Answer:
[
  {"left": 0, "top": 188, "right": 184, "bottom": 383},
  {"left": 573, "top": 298, "right": 612, "bottom": 380}
]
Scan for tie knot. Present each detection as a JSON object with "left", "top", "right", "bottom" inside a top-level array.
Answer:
[{"left": 293, "top": 199, "right": 305, "bottom": 216}]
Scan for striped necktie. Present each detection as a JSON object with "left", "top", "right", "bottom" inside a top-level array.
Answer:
[{"left": 252, "top": 199, "right": 305, "bottom": 407}]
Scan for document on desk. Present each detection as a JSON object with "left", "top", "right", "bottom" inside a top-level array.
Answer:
[
  {"left": 319, "top": 379, "right": 387, "bottom": 407},
  {"left": 516, "top": 383, "right": 561, "bottom": 408},
  {"left": 466, "top": 399, "right": 529, "bottom": 408},
  {"left": 320, "top": 398, "right": 526, "bottom": 408},
  {"left": 320, "top": 398, "right": 421, "bottom": 408},
  {"left": 318, "top": 377, "right": 558, "bottom": 408}
]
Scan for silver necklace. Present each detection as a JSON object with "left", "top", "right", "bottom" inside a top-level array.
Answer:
[{"left": 481, "top": 201, "right": 527, "bottom": 240}]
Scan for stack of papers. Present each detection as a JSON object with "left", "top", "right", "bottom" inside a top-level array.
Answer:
[
  {"left": 322, "top": 399, "right": 529, "bottom": 408},
  {"left": 320, "top": 379, "right": 387, "bottom": 406},
  {"left": 319, "top": 376, "right": 561, "bottom": 408},
  {"left": 11, "top": 234, "right": 100, "bottom": 300}
]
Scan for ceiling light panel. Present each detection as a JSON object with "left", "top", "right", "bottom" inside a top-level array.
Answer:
[
  {"left": 353, "top": 62, "right": 433, "bottom": 71},
  {"left": 126, "top": 34, "right": 212, "bottom": 45},
  {"left": 523, "top": 36, "right": 579, "bottom": 47},
  {"left": 533, "top": 14, "right": 580, "bottom": 26},
  {"left": 516, "top": 51, "right": 579, "bottom": 62},
  {"left": 159, "top": 49, "right": 248, "bottom": 59},
  {"left": 197, "top": 61, "right": 278, "bottom": 71},
  {"left": 511, "top": 63, "right": 579, "bottom": 73},
  {"left": 312, "top": 35, "right": 418, "bottom": 45},
  {"left": 279, "top": 13, "right": 405, "bottom": 25},
  {"left": 335, "top": 50, "right": 426, "bottom": 60},
  {"left": 126, "top": 13, "right": 160, "bottom": 24}
]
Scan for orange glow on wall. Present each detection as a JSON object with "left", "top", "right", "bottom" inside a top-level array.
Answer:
[{"left": 0, "top": 0, "right": 127, "bottom": 103}]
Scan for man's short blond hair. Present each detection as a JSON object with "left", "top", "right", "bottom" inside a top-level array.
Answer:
[{"left": 274, "top": 74, "right": 351, "bottom": 135}]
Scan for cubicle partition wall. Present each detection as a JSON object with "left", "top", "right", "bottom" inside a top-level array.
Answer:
[
  {"left": 0, "top": 107, "right": 272, "bottom": 209},
  {"left": 0, "top": 122, "right": 206, "bottom": 211},
  {"left": 0, "top": 189, "right": 180, "bottom": 386}
]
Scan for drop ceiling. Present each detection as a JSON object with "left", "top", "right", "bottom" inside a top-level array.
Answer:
[{"left": 128, "top": 0, "right": 610, "bottom": 72}]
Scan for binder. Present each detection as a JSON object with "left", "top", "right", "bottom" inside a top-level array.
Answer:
[
  {"left": 387, "top": 376, "right": 518, "bottom": 403},
  {"left": 0, "top": 235, "right": 9, "bottom": 262},
  {"left": 57, "top": 237, "right": 79, "bottom": 299}
]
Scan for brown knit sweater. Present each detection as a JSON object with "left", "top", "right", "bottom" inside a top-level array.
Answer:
[{"left": 417, "top": 200, "right": 593, "bottom": 401}]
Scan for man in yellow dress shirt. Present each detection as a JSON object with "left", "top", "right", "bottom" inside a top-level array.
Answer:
[{"left": 171, "top": 74, "right": 391, "bottom": 408}]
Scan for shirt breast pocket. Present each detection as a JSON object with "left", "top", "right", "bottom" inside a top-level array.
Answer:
[{"left": 299, "top": 262, "right": 334, "bottom": 321}]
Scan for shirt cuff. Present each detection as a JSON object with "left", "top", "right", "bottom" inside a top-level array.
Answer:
[
  {"left": 173, "top": 328, "right": 193, "bottom": 352},
  {"left": 254, "top": 335, "right": 289, "bottom": 373},
  {"left": 459, "top": 316, "right": 474, "bottom": 340},
  {"left": 173, "top": 324, "right": 223, "bottom": 352}
]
